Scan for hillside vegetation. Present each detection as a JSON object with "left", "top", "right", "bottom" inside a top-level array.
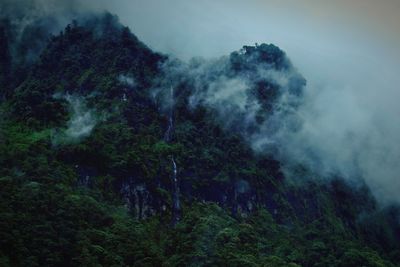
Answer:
[{"left": 0, "top": 13, "right": 399, "bottom": 267}]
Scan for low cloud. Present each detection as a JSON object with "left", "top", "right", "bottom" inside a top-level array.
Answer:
[
  {"left": 0, "top": 0, "right": 101, "bottom": 64},
  {"left": 118, "top": 74, "right": 136, "bottom": 88},
  {"left": 155, "top": 44, "right": 400, "bottom": 206},
  {"left": 154, "top": 45, "right": 304, "bottom": 138},
  {"left": 52, "top": 94, "right": 97, "bottom": 145},
  {"left": 273, "top": 78, "right": 400, "bottom": 205},
  {"left": 3, "top": 0, "right": 399, "bottom": 206}
]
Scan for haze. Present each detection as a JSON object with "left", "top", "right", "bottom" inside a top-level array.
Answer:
[
  {"left": 2, "top": 0, "right": 400, "bottom": 204},
  {"left": 94, "top": 0, "right": 400, "bottom": 203}
]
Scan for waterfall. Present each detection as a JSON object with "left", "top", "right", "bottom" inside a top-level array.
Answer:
[
  {"left": 164, "top": 86, "right": 181, "bottom": 225},
  {"left": 172, "top": 157, "right": 177, "bottom": 182},
  {"left": 164, "top": 86, "right": 174, "bottom": 142},
  {"left": 164, "top": 112, "right": 173, "bottom": 142},
  {"left": 171, "top": 156, "right": 181, "bottom": 224}
]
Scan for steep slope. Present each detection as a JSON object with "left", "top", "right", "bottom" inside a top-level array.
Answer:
[{"left": 0, "top": 13, "right": 399, "bottom": 267}]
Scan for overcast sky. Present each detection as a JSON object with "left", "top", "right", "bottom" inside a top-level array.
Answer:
[
  {"left": 3, "top": 0, "right": 400, "bottom": 203},
  {"left": 89, "top": 0, "right": 400, "bottom": 203},
  {"left": 88, "top": 0, "right": 400, "bottom": 83}
]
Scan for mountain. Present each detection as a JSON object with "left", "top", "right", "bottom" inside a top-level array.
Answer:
[{"left": 0, "top": 13, "right": 399, "bottom": 267}]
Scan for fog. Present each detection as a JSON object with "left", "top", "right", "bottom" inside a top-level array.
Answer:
[
  {"left": 2, "top": 0, "right": 400, "bottom": 204},
  {"left": 51, "top": 94, "right": 97, "bottom": 145},
  {"left": 109, "top": 0, "right": 399, "bottom": 204}
]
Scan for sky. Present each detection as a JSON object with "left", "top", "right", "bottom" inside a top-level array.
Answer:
[
  {"left": 90, "top": 0, "right": 400, "bottom": 81},
  {"left": 89, "top": 0, "right": 400, "bottom": 203},
  {"left": 2, "top": 0, "right": 400, "bottom": 204}
]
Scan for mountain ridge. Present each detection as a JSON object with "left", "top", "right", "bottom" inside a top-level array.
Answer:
[{"left": 0, "top": 12, "right": 399, "bottom": 267}]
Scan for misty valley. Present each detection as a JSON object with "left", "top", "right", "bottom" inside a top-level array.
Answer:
[{"left": 0, "top": 2, "right": 399, "bottom": 267}]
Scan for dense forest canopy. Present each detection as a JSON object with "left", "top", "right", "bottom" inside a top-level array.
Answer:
[{"left": 0, "top": 11, "right": 399, "bottom": 267}]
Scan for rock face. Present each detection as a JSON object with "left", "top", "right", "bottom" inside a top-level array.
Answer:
[
  {"left": 1, "top": 12, "right": 399, "bottom": 267},
  {"left": 121, "top": 178, "right": 156, "bottom": 220},
  {"left": 164, "top": 86, "right": 181, "bottom": 225},
  {"left": 2, "top": 14, "right": 360, "bottom": 227}
]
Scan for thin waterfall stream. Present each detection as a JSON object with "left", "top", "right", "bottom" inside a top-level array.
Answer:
[{"left": 164, "top": 86, "right": 181, "bottom": 225}]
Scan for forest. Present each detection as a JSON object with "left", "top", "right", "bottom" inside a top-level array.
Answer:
[{"left": 0, "top": 12, "right": 399, "bottom": 267}]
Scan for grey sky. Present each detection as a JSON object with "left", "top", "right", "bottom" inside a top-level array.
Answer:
[
  {"left": 92, "top": 0, "right": 400, "bottom": 204},
  {"left": 3, "top": 0, "right": 400, "bottom": 204}
]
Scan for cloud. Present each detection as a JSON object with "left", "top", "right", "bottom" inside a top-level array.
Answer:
[
  {"left": 0, "top": 0, "right": 101, "bottom": 64},
  {"left": 3, "top": 0, "right": 400, "bottom": 205},
  {"left": 273, "top": 74, "right": 400, "bottom": 205},
  {"left": 154, "top": 44, "right": 305, "bottom": 146},
  {"left": 118, "top": 74, "right": 136, "bottom": 88},
  {"left": 51, "top": 94, "right": 97, "bottom": 145},
  {"left": 154, "top": 42, "right": 400, "bottom": 206}
]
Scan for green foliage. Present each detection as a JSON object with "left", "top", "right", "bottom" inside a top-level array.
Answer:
[{"left": 0, "top": 13, "right": 398, "bottom": 267}]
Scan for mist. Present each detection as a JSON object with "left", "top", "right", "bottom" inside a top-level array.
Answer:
[
  {"left": 2, "top": 0, "right": 400, "bottom": 204},
  {"left": 51, "top": 94, "right": 97, "bottom": 145},
  {"left": 122, "top": 0, "right": 399, "bottom": 205},
  {"left": 0, "top": 0, "right": 100, "bottom": 64}
]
